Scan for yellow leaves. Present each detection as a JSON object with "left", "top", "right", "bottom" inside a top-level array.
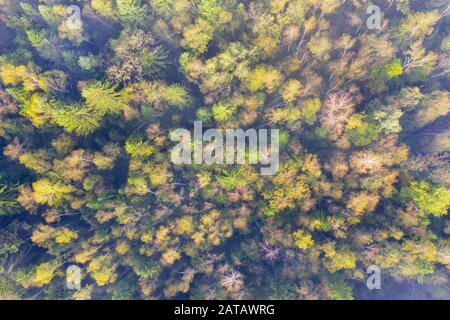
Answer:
[
  {"left": 319, "top": 0, "right": 341, "bottom": 14},
  {"left": 292, "top": 230, "right": 314, "bottom": 250},
  {"left": 347, "top": 192, "right": 380, "bottom": 216},
  {"left": 155, "top": 226, "right": 171, "bottom": 246},
  {"left": 32, "top": 179, "right": 75, "bottom": 206},
  {"left": 116, "top": 241, "right": 130, "bottom": 255},
  {"left": 191, "top": 232, "right": 205, "bottom": 246},
  {"left": 218, "top": 10, "right": 232, "bottom": 25},
  {"left": 197, "top": 172, "right": 212, "bottom": 188},
  {"left": 233, "top": 216, "right": 248, "bottom": 231},
  {"left": 32, "top": 260, "right": 60, "bottom": 287},
  {"left": 52, "top": 133, "right": 75, "bottom": 155},
  {"left": 263, "top": 160, "right": 310, "bottom": 211},
  {"left": 201, "top": 209, "right": 220, "bottom": 227},
  {"left": 0, "top": 64, "right": 27, "bottom": 86},
  {"left": 281, "top": 79, "right": 303, "bottom": 103},
  {"left": 22, "top": 93, "right": 51, "bottom": 126},
  {"left": 146, "top": 164, "right": 171, "bottom": 186},
  {"left": 245, "top": 65, "right": 283, "bottom": 93},
  {"left": 174, "top": 216, "right": 195, "bottom": 235},
  {"left": 114, "top": 204, "right": 134, "bottom": 225},
  {"left": 75, "top": 247, "right": 97, "bottom": 264},
  {"left": 17, "top": 184, "right": 37, "bottom": 214},
  {"left": 0, "top": 64, "right": 46, "bottom": 92},
  {"left": 140, "top": 231, "right": 153, "bottom": 244},
  {"left": 87, "top": 256, "right": 117, "bottom": 286},
  {"left": 349, "top": 150, "right": 384, "bottom": 175},
  {"left": 182, "top": 209, "right": 232, "bottom": 247},
  {"left": 307, "top": 35, "right": 331, "bottom": 61},
  {"left": 126, "top": 176, "right": 150, "bottom": 196},
  {"left": 302, "top": 154, "right": 322, "bottom": 178},
  {"left": 180, "top": 18, "right": 214, "bottom": 54},
  {"left": 266, "top": 106, "right": 302, "bottom": 125},
  {"left": 270, "top": 0, "right": 289, "bottom": 14},
  {"left": 255, "top": 36, "right": 279, "bottom": 57},
  {"left": 31, "top": 224, "right": 55, "bottom": 247},
  {"left": 303, "top": 16, "right": 317, "bottom": 34},
  {"left": 32, "top": 225, "right": 78, "bottom": 246},
  {"left": 54, "top": 228, "right": 78, "bottom": 244},
  {"left": 345, "top": 114, "right": 364, "bottom": 130},
  {"left": 91, "top": 0, "right": 116, "bottom": 18},
  {"left": 364, "top": 170, "right": 399, "bottom": 198},
  {"left": 325, "top": 153, "right": 349, "bottom": 181},
  {"left": 394, "top": 240, "right": 438, "bottom": 278},
  {"left": 389, "top": 145, "right": 409, "bottom": 165},
  {"left": 53, "top": 149, "right": 92, "bottom": 182},
  {"left": 299, "top": 98, "right": 321, "bottom": 125},
  {"left": 92, "top": 153, "right": 114, "bottom": 170},
  {"left": 399, "top": 11, "right": 440, "bottom": 40},
  {"left": 18, "top": 150, "right": 52, "bottom": 174},
  {"left": 90, "top": 270, "right": 113, "bottom": 287},
  {"left": 308, "top": 217, "right": 327, "bottom": 232},
  {"left": 51, "top": 5, "right": 68, "bottom": 16},
  {"left": 321, "top": 243, "right": 356, "bottom": 273},
  {"left": 402, "top": 240, "right": 437, "bottom": 263},
  {"left": 72, "top": 285, "right": 94, "bottom": 300},
  {"left": 161, "top": 248, "right": 181, "bottom": 266},
  {"left": 335, "top": 34, "right": 356, "bottom": 51},
  {"left": 264, "top": 181, "right": 309, "bottom": 212},
  {"left": 389, "top": 228, "right": 404, "bottom": 241}
]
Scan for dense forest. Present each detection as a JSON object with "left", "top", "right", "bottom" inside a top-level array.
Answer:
[{"left": 0, "top": 0, "right": 449, "bottom": 300}]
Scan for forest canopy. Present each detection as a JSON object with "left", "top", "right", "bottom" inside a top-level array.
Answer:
[{"left": 0, "top": 0, "right": 449, "bottom": 300}]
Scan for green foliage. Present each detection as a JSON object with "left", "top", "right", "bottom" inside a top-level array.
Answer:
[
  {"left": 52, "top": 103, "right": 103, "bottom": 136},
  {"left": 292, "top": 230, "right": 314, "bottom": 250},
  {"left": 198, "top": 0, "right": 222, "bottom": 26},
  {"left": 0, "top": 184, "right": 21, "bottom": 216},
  {"left": 401, "top": 181, "right": 450, "bottom": 217},
  {"left": 196, "top": 107, "right": 213, "bottom": 122},
  {"left": 116, "top": 0, "right": 148, "bottom": 24},
  {"left": 369, "top": 59, "right": 404, "bottom": 92},
  {"left": 371, "top": 105, "right": 403, "bottom": 134},
  {"left": 82, "top": 82, "right": 128, "bottom": 116},
  {"left": 0, "top": 0, "right": 449, "bottom": 301},
  {"left": 78, "top": 54, "right": 102, "bottom": 71},
  {"left": 326, "top": 276, "right": 354, "bottom": 300},
  {"left": 345, "top": 115, "right": 381, "bottom": 147},
  {"left": 32, "top": 179, "right": 75, "bottom": 206},
  {"left": 181, "top": 18, "right": 214, "bottom": 54},
  {"left": 163, "top": 85, "right": 191, "bottom": 107},
  {"left": 125, "top": 138, "right": 155, "bottom": 159},
  {"left": 217, "top": 168, "right": 246, "bottom": 191},
  {"left": 212, "top": 102, "right": 236, "bottom": 122},
  {"left": 384, "top": 59, "right": 404, "bottom": 78}
]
